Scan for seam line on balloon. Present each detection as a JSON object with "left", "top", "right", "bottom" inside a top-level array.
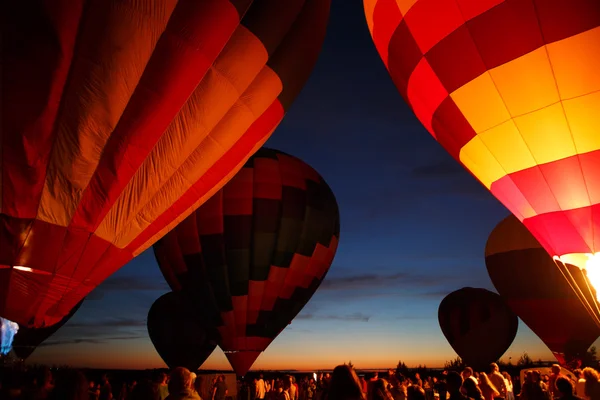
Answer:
[{"left": 531, "top": 0, "right": 595, "bottom": 256}]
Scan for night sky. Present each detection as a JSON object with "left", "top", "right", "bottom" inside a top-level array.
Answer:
[{"left": 27, "top": 0, "right": 599, "bottom": 371}]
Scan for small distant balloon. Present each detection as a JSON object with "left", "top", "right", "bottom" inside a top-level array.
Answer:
[
  {"left": 147, "top": 292, "right": 218, "bottom": 371},
  {"left": 439, "top": 287, "right": 518, "bottom": 370}
]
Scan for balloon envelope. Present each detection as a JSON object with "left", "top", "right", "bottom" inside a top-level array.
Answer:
[
  {"left": 364, "top": 0, "right": 600, "bottom": 304},
  {"left": 11, "top": 299, "right": 84, "bottom": 360},
  {"left": 154, "top": 148, "right": 340, "bottom": 375},
  {"left": 485, "top": 215, "right": 600, "bottom": 367},
  {"left": 438, "top": 287, "right": 518, "bottom": 370},
  {"left": 1, "top": 0, "right": 330, "bottom": 327},
  {"left": 148, "top": 291, "right": 217, "bottom": 371}
]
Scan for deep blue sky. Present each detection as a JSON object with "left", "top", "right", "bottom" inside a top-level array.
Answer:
[{"left": 28, "top": 0, "right": 597, "bottom": 370}]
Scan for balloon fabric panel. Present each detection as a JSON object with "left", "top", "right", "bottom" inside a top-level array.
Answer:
[
  {"left": 364, "top": 0, "right": 600, "bottom": 267},
  {"left": 1, "top": 0, "right": 330, "bottom": 327},
  {"left": 11, "top": 299, "right": 84, "bottom": 360},
  {"left": 154, "top": 148, "right": 340, "bottom": 375},
  {"left": 485, "top": 215, "right": 600, "bottom": 366}
]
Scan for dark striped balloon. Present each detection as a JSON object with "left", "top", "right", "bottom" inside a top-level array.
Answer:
[
  {"left": 485, "top": 215, "right": 600, "bottom": 367},
  {"left": 147, "top": 292, "right": 217, "bottom": 371},
  {"left": 438, "top": 287, "right": 518, "bottom": 370},
  {"left": 153, "top": 148, "right": 340, "bottom": 376},
  {"left": 1, "top": 0, "right": 330, "bottom": 328}
]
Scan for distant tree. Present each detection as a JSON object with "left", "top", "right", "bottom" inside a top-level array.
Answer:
[
  {"left": 580, "top": 346, "right": 599, "bottom": 368},
  {"left": 396, "top": 360, "right": 409, "bottom": 376},
  {"left": 444, "top": 357, "right": 466, "bottom": 371},
  {"left": 415, "top": 364, "right": 429, "bottom": 376},
  {"left": 589, "top": 346, "right": 597, "bottom": 361},
  {"left": 517, "top": 352, "right": 534, "bottom": 367}
]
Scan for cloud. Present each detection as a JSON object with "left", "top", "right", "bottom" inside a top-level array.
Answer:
[
  {"left": 87, "top": 276, "right": 169, "bottom": 301},
  {"left": 412, "top": 160, "right": 465, "bottom": 178},
  {"left": 40, "top": 335, "right": 143, "bottom": 347},
  {"left": 409, "top": 159, "right": 494, "bottom": 200},
  {"left": 425, "top": 179, "right": 493, "bottom": 200},
  {"left": 286, "top": 327, "right": 315, "bottom": 333},
  {"left": 67, "top": 317, "right": 146, "bottom": 329},
  {"left": 310, "top": 270, "right": 493, "bottom": 306},
  {"left": 395, "top": 314, "right": 432, "bottom": 321},
  {"left": 42, "top": 317, "right": 148, "bottom": 348},
  {"left": 413, "top": 290, "right": 455, "bottom": 300},
  {"left": 98, "top": 276, "right": 169, "bottom": 291},
  {"left": 39, "top": 338, "right": 103, "bottom": 347},
  {"left": 319, "top": 272, "right": 443, "bottom": 291},
  {"left": 297, "top": 312, "right": 371, "bottom": 322}
]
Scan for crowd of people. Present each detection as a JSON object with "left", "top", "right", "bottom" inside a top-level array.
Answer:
[
  {"left": 1, "top": 362, "right": 599, "bottom": 400},
  {"left": 239, "top": 364, "right": 600, "bottom": 400}
]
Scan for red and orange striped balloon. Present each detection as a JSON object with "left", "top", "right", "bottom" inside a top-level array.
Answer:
[
  {"left": 1, "top": 0, "right": 330, "bottom": 328},
  {"left": 364, "top": 0, "right": 600, "bottom": 285}
]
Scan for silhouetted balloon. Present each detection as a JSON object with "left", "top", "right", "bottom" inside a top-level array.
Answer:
[
  {"left": 486, "top": 215, "right": 600, "bottom": 367},
  {"left": 11, "top": 299, "right": 84, "bottom": 360},
  {"left": 1, "top": 0, "right": 331, "bottom": 328},
  {"left": 147, "top": 292, "right": 217, "bottom": 371},
  {"left": 439, "top": 287, "right": 518, "bottom": 370},
  {"left": 154, "top": 148, "right": 340, "bottom": 375}
]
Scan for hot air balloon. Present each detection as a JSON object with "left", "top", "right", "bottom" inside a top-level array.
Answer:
[
  {"left": 154, "top": 148, "right": 340, "bottom": 376},
  {"left": 11, "top": 299, "right": 84, "bottom": 360},
  {"left": 148, "top": 292, "right": 218, "bottom": 371},
  {"left": 439, "top": 287, "right": 518, "bottom": 370},
  {"left": 364, "top": 0, "right": 600, "bottom": 326},
  {"left": 1, "top": 0, "right": 331, "bottom": 328},
  {"left": 486, "top": 215, "right": 600, "bottom": 367}
]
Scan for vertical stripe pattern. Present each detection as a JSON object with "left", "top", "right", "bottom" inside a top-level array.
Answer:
[
  {"left": 364, "top": 0, "right": 600, "bottom": 269},
  {"left": 1, "top": 0, "right": 331, "bottom": 327}
]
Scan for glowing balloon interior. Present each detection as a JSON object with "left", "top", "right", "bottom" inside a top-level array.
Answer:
[
  {"left": 363, "top": 0, "right": 600, "bottom": 323},
  {"left": 0, "top": 318, "right": 19, "bottom": 356},
  {"left": 557, "top": 253, "right": 600, "bottom": 303}
]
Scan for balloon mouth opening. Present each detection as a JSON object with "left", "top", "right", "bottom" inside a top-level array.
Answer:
[
  {"left": 553, "top": 252, "right": 600, "bottom": 330},
  {"left": 554, "top": 253, "right": 600, "bottom": 302},
  {"left": 0, "top": 317, "right": 19, "bottom": 356},
  {"left": 13, "top": 265, "right": 33, "bottom": 272},
  {"left": 10, "top": 265, "right": 52, "bottom": 276}
]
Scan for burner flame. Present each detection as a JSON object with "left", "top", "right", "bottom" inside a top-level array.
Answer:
[{"left": 0, "top": 317, "right": 19, "bottom": 356}]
